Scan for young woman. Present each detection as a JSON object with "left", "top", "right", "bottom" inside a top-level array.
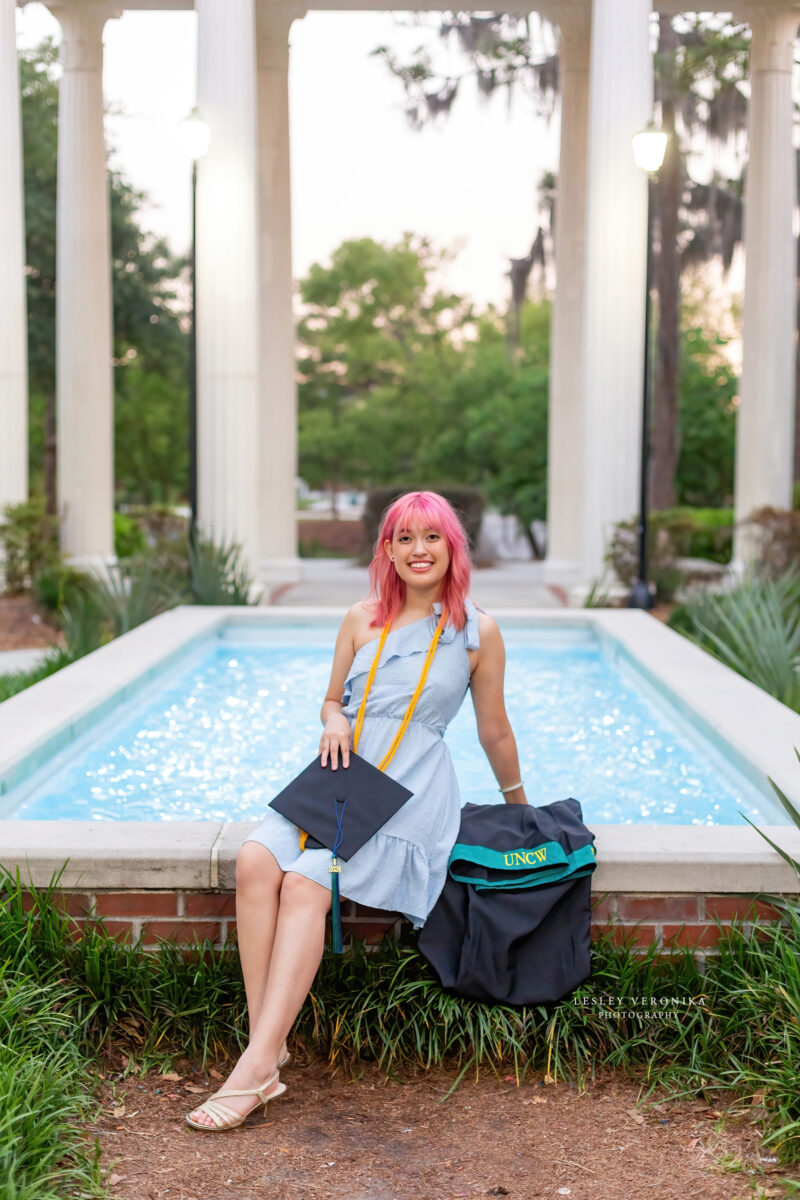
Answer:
[{"left": 187, "top": 490, "right": 528, "bottom": 1130}]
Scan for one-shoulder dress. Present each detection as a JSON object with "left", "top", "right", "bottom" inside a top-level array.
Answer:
[{"left": 243, "top": 597, "right": 482, "bottom": 928}]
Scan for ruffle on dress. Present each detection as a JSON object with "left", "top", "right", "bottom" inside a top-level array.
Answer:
[
  {"left": 342, "top": 598, "right": 481, "bottom": 707},
  {"left": 255, "top": 820, "right": 452, "bottom": 928}
]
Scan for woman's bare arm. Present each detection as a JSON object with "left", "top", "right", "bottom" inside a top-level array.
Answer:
[
  {"left": 469, "top": 613, "right": 528, "bottom": 805},
  {"left": 318, "top": 603, "right": 363, "bottom": 769}
]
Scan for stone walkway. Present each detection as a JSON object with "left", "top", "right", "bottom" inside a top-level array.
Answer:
[
  {"left": 0, "top": 562, "right": 562, "bottom": 673},
  {"left": 270, "top": 559, "right": 563, "bottom": 609}
]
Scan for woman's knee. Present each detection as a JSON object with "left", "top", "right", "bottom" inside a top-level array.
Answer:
[
  {"left": 236, "top": 841, "right": 282, "bottom": 893},
  {"left": 280, "top": 870, "right": 332, "bottom": 913}
]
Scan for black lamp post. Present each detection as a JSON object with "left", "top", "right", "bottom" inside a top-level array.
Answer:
[
  {"left": 628, "top": 121, "right": 668, "bottom": 610},
  {"left": 178, "top": 108, "right": 211, "bottom": 547}
]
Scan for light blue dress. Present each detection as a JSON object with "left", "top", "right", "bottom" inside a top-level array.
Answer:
[{"left": 243, "top": 597, "right": 482, "bottom": 928}]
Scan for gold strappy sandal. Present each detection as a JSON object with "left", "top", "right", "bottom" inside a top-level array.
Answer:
[
  {"left": 278, "top": 1040, "right": 291, "bottom": 1069},
  {"left": 185, "top": 1070, "right": 286, "bottom": 1132}
]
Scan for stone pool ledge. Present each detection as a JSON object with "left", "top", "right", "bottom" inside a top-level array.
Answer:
[
  {"left": 3, "top": 818, "right": 800, "bottom": 955},
  {"left": 3, "top": 818, "right": 800, "bottom": 894}
]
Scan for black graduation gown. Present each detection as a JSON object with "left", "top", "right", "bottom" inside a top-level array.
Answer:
[{"left": 417, "top": 798, "right": 596, "bottom": 1007}]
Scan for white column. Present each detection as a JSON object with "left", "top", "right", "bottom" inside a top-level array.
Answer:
[
  {"left": 0, "top": 0, "right": 29, "bottom": 519},
  {"left": 577, "top": 0, "right": 652, "bottom": 590},
  {"left": 733, "top": 9, "right": 798, "bottom": 566},
  {"left": 543, "top": 9, "right": 591, "bottom": 585},
  {"left": 195, "top": 0, "right": 261, "bottom": 585},
  {"left": 52, "top": 3, "right": 117, "bottom": 567},
  {"left": 254, "top": 2, "right": 304, "bottom": 591}
]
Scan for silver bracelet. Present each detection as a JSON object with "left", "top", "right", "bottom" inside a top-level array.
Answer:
[{"left": 498, "top": 781, "right": 523, "bottom": 794}]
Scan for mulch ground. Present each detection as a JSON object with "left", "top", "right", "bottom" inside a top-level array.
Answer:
[
  {"left": 0, "top": 593, "right": 62, "bottom": 651},
  {"left": 86, "top": 1054, "right": 798, "bottom": 1200}
]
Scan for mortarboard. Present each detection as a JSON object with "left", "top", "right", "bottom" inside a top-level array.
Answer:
[
  {"left": 269, "top": 752, "right": 413, "bottom": 862},
  {"left": 269, "top": 605, "right": 450, "bottom": 951}
]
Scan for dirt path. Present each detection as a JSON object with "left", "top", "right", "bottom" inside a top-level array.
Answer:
[
  {"left": 0, "top": 594, "right": 62, "bottom": 651},
  {"left": 88, "top": 1057, "right": 795, "bottom": 1200}
]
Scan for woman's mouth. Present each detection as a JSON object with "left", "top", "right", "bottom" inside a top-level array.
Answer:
[{"left": 409, "top": 562, "right": 433, "bottom": 572}]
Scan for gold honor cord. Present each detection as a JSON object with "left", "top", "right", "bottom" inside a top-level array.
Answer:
[
  {"left": 354, "top": 606, "right": 449, "bottom": 771},
  {"left": 299, "top": 607, "right": 449, "bottom": 853}
]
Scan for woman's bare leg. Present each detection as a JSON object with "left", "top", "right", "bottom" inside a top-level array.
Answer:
[
  {"left": 188, "top": 870, "right": 330, "bottom": 1127},
  {"left": 234, "top": 841, "right": 284, "bottom": 1032}
]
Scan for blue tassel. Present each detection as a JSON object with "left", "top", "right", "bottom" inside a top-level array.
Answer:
[{"left": 330, "top": 856, "right": 342, "bottom": 954}]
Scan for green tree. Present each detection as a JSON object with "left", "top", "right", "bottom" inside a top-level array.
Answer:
[
  {"left": 20, "top": 39, "right": 189, "bottom": 508},
  {"left": 425, "top": 301, "right": 550, "bottom": 556},
  {"left": 675, "top": 324, "right": 737, "bottom": 507},
  {"left": 297, "top": 235, "right": 474, "bottom": 510},
  {"left": 373, "top": 14, "right": 760, "bottom": 510}
]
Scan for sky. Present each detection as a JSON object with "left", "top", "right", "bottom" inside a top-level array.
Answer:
[{"left": 15, "top": 4, "right": 560, "bottom": 308}]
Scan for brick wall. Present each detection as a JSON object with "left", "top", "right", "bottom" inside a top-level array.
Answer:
[{"left": 21, "top": 888, "right": 786, "bottom": 955}]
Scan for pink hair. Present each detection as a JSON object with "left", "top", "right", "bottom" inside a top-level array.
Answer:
[{"left": 366, "top": 491, "right": 473, "bottom": 630}]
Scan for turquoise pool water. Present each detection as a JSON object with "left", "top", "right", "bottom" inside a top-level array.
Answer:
[{"left": 2, "top": 622, "right": 781, "bottom": 825}]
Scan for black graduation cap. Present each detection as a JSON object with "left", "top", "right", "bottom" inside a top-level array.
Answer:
[
  {"left": 269, "top": 751, "right": 413, "bottom": 861},
  {"left": 269, "top": 752, "right": 414, "bottom": 953}
]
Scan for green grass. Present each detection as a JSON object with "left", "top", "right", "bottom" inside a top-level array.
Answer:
[
  {"left": 0, "top": 647, "right": 76, "bottom": 703},
  {"left": 3, "top": 867, "right": 800, "bottom": 1176},
  {"left": 0, "top": 965, "right": 104, "bottom": 1200}
]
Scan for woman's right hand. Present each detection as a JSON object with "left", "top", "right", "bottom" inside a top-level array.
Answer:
[{"left": 320, "top": 713, "right": 351, "bottom": 770}]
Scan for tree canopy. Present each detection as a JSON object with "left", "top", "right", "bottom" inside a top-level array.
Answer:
[{"left": 297, "top": 234, "right": 738, "bottom": 541}]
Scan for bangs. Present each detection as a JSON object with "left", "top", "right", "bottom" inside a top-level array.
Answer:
[{"left": 366, "top": 490, "right": 474, "bottom": 632}]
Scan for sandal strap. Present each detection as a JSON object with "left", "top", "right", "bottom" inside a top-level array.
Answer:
[
  {"left": 209, "top": 1071, "right": 280, "bottom": 1103},
  {"left": 189, "top": 1072, "right": 286, "bottom": 1127},
  {"left": 192, "top": 1097, "right": 249, "bottom": 1128}
]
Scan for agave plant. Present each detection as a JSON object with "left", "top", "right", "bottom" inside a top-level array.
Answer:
[
  {"left": 59, "top": 588, "right": 107, "bottom": 657},
  {"left": 187, "top": 535, "right": 259, "bottom": 605},
  {"left": 86, "top": 557, "right": 183, "bottom": 636},
  {"left": 679, "top": 570, "right": 800, "bottom": 713}
]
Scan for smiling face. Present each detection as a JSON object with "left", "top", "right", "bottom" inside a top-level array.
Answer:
[{"left": 384, "top": 520, "right": 451, "bottom": 594}]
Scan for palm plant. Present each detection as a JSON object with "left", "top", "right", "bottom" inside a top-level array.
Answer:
[{"left": 678, "top": 570, "right": 800, "bottom": 712}]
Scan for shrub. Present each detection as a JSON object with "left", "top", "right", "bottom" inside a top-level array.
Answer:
[
  {"left": 123, "top": 504, "right": 188, "bottom": 544},
  {"left": 0, "top": 498, "right": 59, "bottom": 594},
  {"left": 657, "top": 506, "right": 733, "bottom": 563},
  {"left": 32, "top": 562, "right": 95, "bottom": 615},
  {"left": 742, "top": 506, "right": 800, "bottom": 579},
  {"left": 114, "top": 511, "right": 148, "bottom": 559},
  {"left": 605, "top": 515, "right": 685, "bottom": 602}
]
